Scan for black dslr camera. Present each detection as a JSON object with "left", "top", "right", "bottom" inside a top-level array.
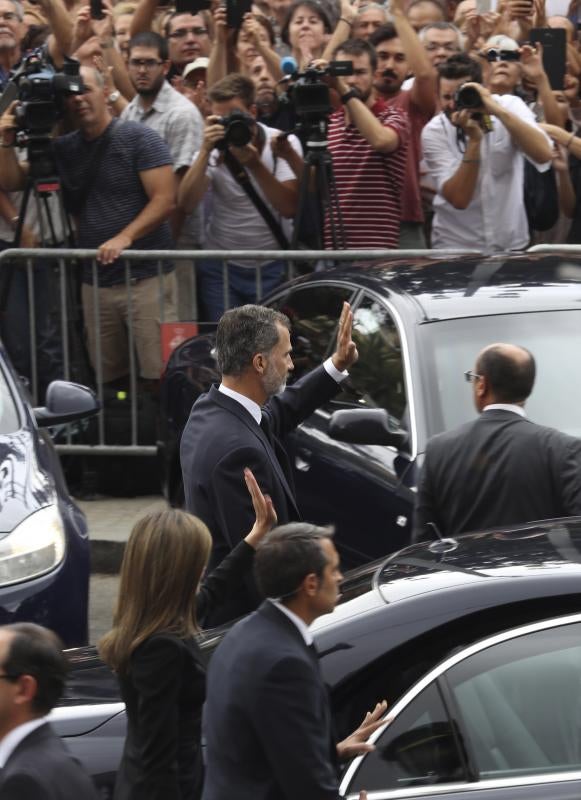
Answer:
[
  {"left": 454, "top": 84, "right": 483, "bottom": 111},
  {"left": 215, "top": 109, "right": 255, "bottom": 150}
]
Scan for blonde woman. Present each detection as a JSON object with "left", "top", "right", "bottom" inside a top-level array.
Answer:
[{"left": 99, "top": 468, "right": 276, "bottom": 800}]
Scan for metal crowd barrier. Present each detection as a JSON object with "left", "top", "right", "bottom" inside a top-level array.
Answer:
[{"left": 0, "top": 247, "right": 478, "bottom": 458}]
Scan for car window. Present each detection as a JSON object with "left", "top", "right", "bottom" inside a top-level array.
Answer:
[
  {"left": 348, "top": 683, "right": 466, "bottom": 793},
  {"left": 447, "top": 622, "right": 581, "bottom": 780},
  {"left": 333, "top": 295, "right": 407, "bottom": 424},
  {"left": 270, "top": 285, "right": 356, "bottom": 381},
  {"left": 0, "top": 366, "right": 20, "bottom": 434}
]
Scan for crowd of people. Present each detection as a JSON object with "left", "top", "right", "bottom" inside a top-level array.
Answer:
[{"left": 0, "top": 0, "right": 580, "bottom": 391}]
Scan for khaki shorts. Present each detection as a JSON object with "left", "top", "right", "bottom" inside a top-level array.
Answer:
[{"left": 82, "top": 271, "right": 177, "bottom": 382}]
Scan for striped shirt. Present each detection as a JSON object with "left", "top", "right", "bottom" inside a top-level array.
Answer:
[
  {"left": 324, "top": 101, "right": 409, "bottom": 249},
  {"left": 54, "top": 120, "right": 174, "bottom": 286}
]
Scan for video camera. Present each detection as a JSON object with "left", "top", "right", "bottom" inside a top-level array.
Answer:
[
  {"left": 0, "top": 49, "right": 84, "bottom": 176},
  {"left": 282, "top": 60, "right": 354, "bottom": 123}
]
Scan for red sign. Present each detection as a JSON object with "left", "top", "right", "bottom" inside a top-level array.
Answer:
[{"left": 160, "top": 322, "right": 199, "bottom": 371}]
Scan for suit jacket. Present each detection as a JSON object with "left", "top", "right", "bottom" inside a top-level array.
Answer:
[
  {"left": 0, "top": 722, "right": 99, "bottom": 800},
  {"left": 202, "top": 601, "right": 339, "bottom": 800},
  {"left": 413, "top": 409, "right": 581, "bottom": 541},
  {"left": 180, "top": 365, "right": 341, "bottom": 620},
  {"left": 114, "top": 541, "right": 256, "bottom": 800}
]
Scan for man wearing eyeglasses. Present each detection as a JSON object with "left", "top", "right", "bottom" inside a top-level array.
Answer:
[
  {"left": 122, "top": 30, "right": 204, "bottom": 295},
  {"left": 165, "top": 10, "right": 211, "bottom": 78},
  {"left": 413, "top": 343, "right": 581, "bottom": 543},
  {"left": 419, "top": 22, "right": 463, "bottom": 69},
  {"left": 0, "top": 623, "right": 99, "bottom": 799}
]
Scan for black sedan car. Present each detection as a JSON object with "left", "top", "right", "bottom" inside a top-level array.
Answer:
[
  {"left": 53, "top": 518, "right": 581, "bottom": 799},
  {"left": 160, "top": 252, "right": 581, "bottom": 567},
  {"left": 0, "top": 348, "right": 99, "bottom": 647}
]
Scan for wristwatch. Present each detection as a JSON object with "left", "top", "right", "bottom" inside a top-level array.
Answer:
[
  {"left": 340, "top": 89, "right": 359, "bottom": 105},
  {"left": 108, "top": 90, "right": 121, "bottom": 104}
]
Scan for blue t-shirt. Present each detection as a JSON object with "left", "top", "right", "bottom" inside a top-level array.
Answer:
[{"left": 53, "top": 120, "right": 174, "bottom": 285}]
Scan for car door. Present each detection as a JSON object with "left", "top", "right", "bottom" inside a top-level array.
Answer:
[
  {"left": 271, "top": 284, "right": 416, "bottom": 568},
  {"left": 340, "top": 615, "right": 581, "bottom": 800}
]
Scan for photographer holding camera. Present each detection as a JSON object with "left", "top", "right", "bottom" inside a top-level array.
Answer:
[
  {"left": 178, "top": 73, "right": 302, "bottom": 322},
  {"left": 421, "top": 53, "right": 552, "bottom": 253},
  {"left": 0, "top": 64, "right": 176, "bottom": 388}
]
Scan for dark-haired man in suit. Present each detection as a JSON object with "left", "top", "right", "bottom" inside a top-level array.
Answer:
[
  {"left": 0, "top": 623, "right": 99, "bottom": 800},
  {"left": 413, "top": 342, "right": 581, "bottom": 542},
  {"left": 202, "top": 523, "right": 386, "bottom": 800},
  {"left": 180, "top": 301, "right": 358, "bottom": 623}
]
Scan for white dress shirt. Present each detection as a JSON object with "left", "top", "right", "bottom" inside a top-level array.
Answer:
[
  {"left": 269, "top": 599, "right": 313, "bottom": 645},
  {"left": 218, "top": 357, "right": 348, "bottom": 424},
  {"left": 0, "top": 717, "right": 48, "bottom": 767},
  {"left": 421, "top": 93, "right": 550, "bottom": 254},
  {"left": 483, "top": 403, "right": 526, "bottom": 417}
]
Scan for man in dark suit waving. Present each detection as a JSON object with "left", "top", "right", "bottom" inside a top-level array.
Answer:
[
  {"left": 0, "top": 623, "right": 99, "bottom": 800},
  {"left": 202, "top": 523, "right": 386, "bottom": 800},
  {"left": 180, "top": 302, "right": 358, "bottom": 622},
  {"left": 413, "top": 342, "right": 581, "bottom": 542}
]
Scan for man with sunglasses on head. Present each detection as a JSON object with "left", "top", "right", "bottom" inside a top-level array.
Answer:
[
  {"left": 421, "top": 51, "right": 552, "bottom": 253},
  {"left": 0, "top": 623, "right": 99, "bottom": 799},
  {"left": 413, "top": 343, "right": 581, "bottom": 543}
]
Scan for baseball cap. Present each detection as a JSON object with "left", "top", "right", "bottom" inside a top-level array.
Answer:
[
  {"left": 183, "top": 57, "right": 209, "bottom": 79},
  {"left": 484, "top": 35, "right": 519, "bottom": 51}
]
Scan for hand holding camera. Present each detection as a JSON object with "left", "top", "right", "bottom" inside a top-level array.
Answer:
[
  {"left": 0, "top": 100, "right": 18, "bottom": 147},
  {"left": 202, "top": 116, "right": 227, "bottom": 155}
]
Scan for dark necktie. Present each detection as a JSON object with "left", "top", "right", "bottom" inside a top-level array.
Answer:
[{"left": 259, "top": 414, "right": 296, "bottom": 496}]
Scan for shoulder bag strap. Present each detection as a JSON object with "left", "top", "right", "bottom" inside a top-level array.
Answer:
[
  {"left": 223, "top": 148, "right": 290, "bottom": 250},
  {"left": 60, "top": 119, "right": 119, "bottom": 213}
]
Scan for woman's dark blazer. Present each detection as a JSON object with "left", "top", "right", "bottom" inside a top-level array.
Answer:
[{"left": 113, "top": 540, "right": 255, "bottom": 800}]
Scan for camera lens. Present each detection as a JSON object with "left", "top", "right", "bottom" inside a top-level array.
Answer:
[
  {"left": 225, "top": 119, "right": 253, "bottom": 148},
  {"left": 455, "top": 85, "right": 482, "bottom": 109}
]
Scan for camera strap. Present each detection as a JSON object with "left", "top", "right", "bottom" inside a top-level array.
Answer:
[
  {"left": 223, "top": 148, "right": 289, "bottom": 250},
  {"left": 60, "top": 119, "right": 119, "bottom": 214}
]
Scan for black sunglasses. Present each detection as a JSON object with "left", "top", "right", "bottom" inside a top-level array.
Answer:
[{"left": 484, "top": 48, "right": 521, "bottom": 62}]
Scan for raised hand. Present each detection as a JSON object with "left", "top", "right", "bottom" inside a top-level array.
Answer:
[
  {"left": 244, "top": 467, "right": 277, "bottom": 548},
  {"left": 331, "top": 301, "right": 359, "bottom": 372},
  {"left": 336, "top": 700, "right": 390, "bottom": 760}
]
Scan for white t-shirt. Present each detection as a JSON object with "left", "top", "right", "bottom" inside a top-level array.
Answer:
[
  {"left": 198, "top": 123, "right": 302, "bottom": 266},
  {"left": 421, "top": 93, "right": 550, "bottom": 254}
]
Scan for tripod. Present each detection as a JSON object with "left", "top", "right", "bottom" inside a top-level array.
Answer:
[
  {"left": 0, "top": 137, "right": 76, "bottom": 402},
  {"left": 291, "top": 119, "right": 347, "bottom": 252}
]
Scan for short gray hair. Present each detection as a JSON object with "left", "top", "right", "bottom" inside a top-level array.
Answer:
[
  {"left": 216, "top": 304, "right": 290, "bottom": 377},
  {"left": 7, "top": 0, "right": 23, "bottom": 20},
  {"left": 419, "top": 20, "right": 464, "bottom": 49},
  {"left": 356, "top": 3, "right": 388, "bottom": 18},
  {"left": 254, "top": 523, "right": 335, "bottom": 599}
]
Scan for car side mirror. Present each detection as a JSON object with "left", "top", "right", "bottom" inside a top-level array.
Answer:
[
  {"left": 328, "top": 408, "right": 408, "bottom": 449},
  {"left": 34, "top": 381, "right": 100, "bottom": 428}
]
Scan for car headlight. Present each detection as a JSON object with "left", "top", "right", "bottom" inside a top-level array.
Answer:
[{"left": 0, "top": 505, "right": 66, "bottom": 587}]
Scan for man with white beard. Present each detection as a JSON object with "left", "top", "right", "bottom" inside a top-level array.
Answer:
[{"left": 180, "top": 302, "right": 358, "bottom": 624}]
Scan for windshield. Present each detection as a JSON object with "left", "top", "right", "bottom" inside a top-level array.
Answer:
[{"left": 421, "top": 310, "right": 581, "bottom": 440}]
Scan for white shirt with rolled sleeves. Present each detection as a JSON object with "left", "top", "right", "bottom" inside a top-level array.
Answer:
[{"left": 421, "top": 93, "right": 551, "bottom": 254}]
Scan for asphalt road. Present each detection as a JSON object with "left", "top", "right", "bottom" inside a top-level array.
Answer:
[{"left": 80, "top": 494, "right": 166, "bottom": 646}]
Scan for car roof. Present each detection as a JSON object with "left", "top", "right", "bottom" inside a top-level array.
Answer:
[
  {"left": 289, "top": 253, "right": 581, "bottom": 322},
  {"left": 378, "top": 517, "right": 581, "bottom": 601},
  {"left": 312, "top": 517, "right": 581, "bottom": 639}
]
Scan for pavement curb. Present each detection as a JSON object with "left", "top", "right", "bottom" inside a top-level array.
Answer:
[{"left": 90, "top": 540, "right": 126, "bottom": 575}]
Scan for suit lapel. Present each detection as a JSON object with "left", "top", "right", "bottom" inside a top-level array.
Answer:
[{"left": 209, "top": 387, "right": 300, "bottom": 516}]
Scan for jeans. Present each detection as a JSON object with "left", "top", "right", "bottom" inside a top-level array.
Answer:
[{"left": 197, "top": 259, "right": 286, "bottom": 322}]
